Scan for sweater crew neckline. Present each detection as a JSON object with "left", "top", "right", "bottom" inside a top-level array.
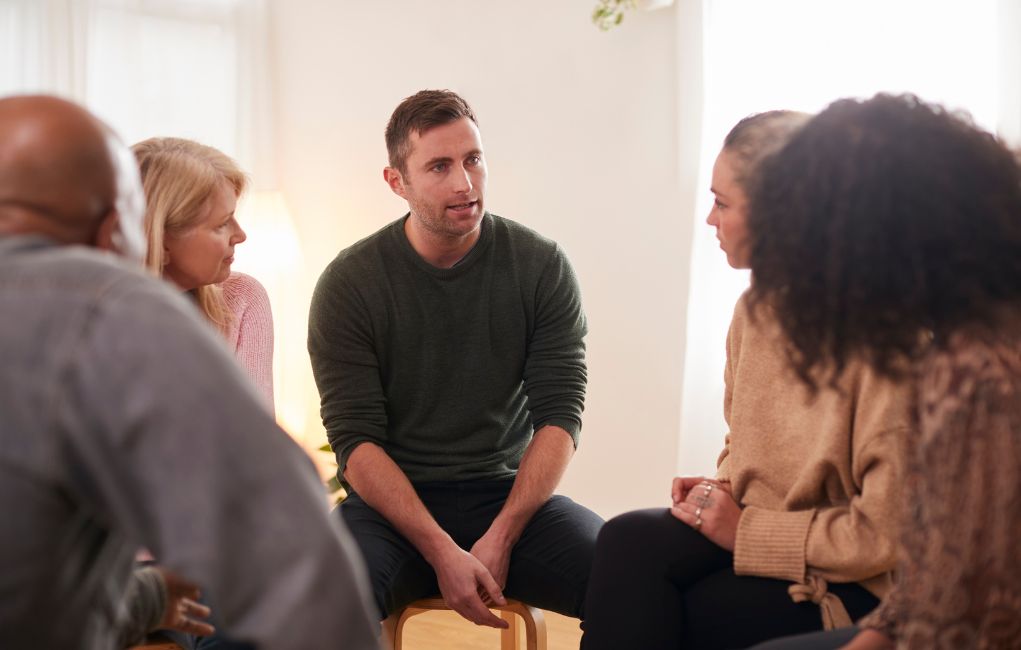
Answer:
[{"left": 391, "top": 212, "right": 494, "bottom": 278}]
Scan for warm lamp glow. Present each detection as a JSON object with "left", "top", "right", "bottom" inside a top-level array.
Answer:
[
  {"left": 235, "top": 190, "right": 302, "bottom": 270},
  {"left": 233, "top": 190, "right": 316, "bottom": 446}
]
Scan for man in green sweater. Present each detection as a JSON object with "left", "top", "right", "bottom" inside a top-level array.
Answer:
[{"left": 309, "top": 89, "right": 604, "bottom": 629}]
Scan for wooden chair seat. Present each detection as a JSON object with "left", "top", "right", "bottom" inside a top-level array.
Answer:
[{"left": 382, "top": 596, "right": 547, "bottom": 650}]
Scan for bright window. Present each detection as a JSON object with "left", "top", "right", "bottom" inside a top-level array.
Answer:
[
  {"left": 679, "top": 0, "right": 1007, "bottom": 473},
  {"left": 86, "top": 0, "right": 241, "bottom": 156},
  {"left": 0, "top": 0, "right": 244, "bottom": 160}
]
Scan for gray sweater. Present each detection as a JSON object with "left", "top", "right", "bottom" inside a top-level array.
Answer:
[
  {"left": 309, "top": 213, "right": 587, "bottom": 485},
  {"left": 0, "top": 236, "right": 379, "bottom": 650}
]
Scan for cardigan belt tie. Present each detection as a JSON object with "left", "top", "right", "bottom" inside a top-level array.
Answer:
[{"left": 788, "top": 574, "right": 852, "bottom": 630}]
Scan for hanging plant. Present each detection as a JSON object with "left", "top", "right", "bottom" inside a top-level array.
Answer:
[
  {"left": 318, "top": 442, "right": 348, "bottom": 505},
  {"left": 592, "top": 0, "right": 675, "bottom": 31},
  {"left": 592, "top": 0, "right": 636, "bottom": 31}
]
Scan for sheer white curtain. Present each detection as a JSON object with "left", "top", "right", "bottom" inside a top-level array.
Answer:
[
  {"left": 999, "top": 0, "right": 1021, "bottom": 145},
  {"left": 677, "top": 0, "right": 1017, "bottom": 474},
  {"left": 0, "top": 0, "right": 86, "bottom": 98},
  {"left": 0, "top": 0, "right": 271, "bottom": 177},
  {"left": 86, "top": 0, "right": 241, "bottom": 159}
]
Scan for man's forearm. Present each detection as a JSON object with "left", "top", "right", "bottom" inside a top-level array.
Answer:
[
  {"left": 346, "top": 442, "right": 510, "bottom": 627},
  {"left": 343, "top": 442, "right": 456, "bottom": 562},
  {"left": 485, "top": 425, "right": 575, "bottom": 545}
]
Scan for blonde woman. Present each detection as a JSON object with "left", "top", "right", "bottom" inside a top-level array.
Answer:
[{"left": 133, "top": 138, "right": 274, "bottom": 410}]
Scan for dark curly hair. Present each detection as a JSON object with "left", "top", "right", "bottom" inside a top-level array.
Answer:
[
  {"left": 723, "top": 110, "right": 810, "bottom": 193},
  {"left": 746, "top": 93, "right": 1021, "bottom": 387}
]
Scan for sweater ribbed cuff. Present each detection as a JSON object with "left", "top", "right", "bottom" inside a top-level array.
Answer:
[
  {"left": 733, "top": 506, "right": 815, "bottom": 583},
  {"left": 534, "top": 418, "right": 581, "bottom": 447}
]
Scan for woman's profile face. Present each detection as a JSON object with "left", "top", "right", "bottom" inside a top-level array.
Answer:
[
  {"left": 707, "top": 149, "right": 750, "bottom": 270},
  {"left": 163, "top": 179, "right": 246, "bottom": 290}
]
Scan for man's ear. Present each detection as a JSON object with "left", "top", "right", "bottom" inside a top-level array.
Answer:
[
  {"left": 93, "top": 208, "right": 146, "bottom": 264},
  {"left": 383, "top": 167, "right": 407, "bottom": 199},
  {"left": 93, "top": 209, "right": 120, "bottom": 253}
]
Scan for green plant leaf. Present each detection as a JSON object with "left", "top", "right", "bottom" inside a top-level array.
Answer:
[{"left": 592, "top": 0, "right": 634, "bottom": 31}]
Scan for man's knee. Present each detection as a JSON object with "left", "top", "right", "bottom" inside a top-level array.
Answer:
[
  {"left": 532, "top": 496, "right": 603, "bottom": 568},
  {"left": 501, "top": 497, "right": 601, "bottom": 616},
  {"left": 542, "top": 495, "right": 603, "bottom": 538},
  {"left": 336, "top": 500, "right": 436, "bottom": 618}
]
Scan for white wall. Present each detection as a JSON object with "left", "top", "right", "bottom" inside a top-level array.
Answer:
[
  {"left": 268, "top": 0, "right": 703, "bottom": 518},
  {"left": 1000, "top": 0, "right": 1021, "bottom": 146}
]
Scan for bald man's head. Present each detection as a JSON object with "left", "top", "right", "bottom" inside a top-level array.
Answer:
[{"left": 0, "top": 95, "right": 145, "bottom": 261}]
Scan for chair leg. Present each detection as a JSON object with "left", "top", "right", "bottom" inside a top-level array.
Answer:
[
  {"left": 500, "top": 609, "right": 520, "bottom": 650},
  {"left": 387, "top": 598, "right": 546, "bottom": 650},
  {"left": 518, "top": 604, "right": 547, "bottom": 650},
  {"left": 383, "top": 607, "right": 427, "bottom": 650}
]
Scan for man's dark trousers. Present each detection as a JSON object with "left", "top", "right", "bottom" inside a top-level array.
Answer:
[{"left": 338, "top": 478, "right": 604, "bottom": 620}]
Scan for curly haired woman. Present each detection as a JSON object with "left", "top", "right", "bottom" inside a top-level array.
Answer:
[
  {"left": 581, "top": 111, "right": 912, "bottom": 649},
  {"left": 747, "top": 94, "right": 1021, "bottom": 649}
]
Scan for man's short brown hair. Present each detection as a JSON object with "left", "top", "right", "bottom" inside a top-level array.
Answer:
[{"left": 385, "top": 90, "right": 478, "bottom": 175}]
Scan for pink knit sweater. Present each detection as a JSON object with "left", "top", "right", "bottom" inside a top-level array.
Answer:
[{"left": 221, "top": 272, "right": 274, "bottom": 411}]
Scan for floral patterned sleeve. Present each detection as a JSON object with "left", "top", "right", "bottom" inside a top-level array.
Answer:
[
  {"left": 858, "top": 578, "right": 906, "bottom": 641},
  {"left": 861, "top": 332, "right": 1021, "bottom": 648}
]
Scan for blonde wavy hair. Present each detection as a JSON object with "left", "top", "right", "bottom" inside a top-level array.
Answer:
[{"left": 132, "top": 137, "right": 248, "bottom": 332}]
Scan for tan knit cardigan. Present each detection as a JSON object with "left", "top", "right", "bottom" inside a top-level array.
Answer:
[{"left": 716, "top": 293, "right": 911, "bottom": 627}]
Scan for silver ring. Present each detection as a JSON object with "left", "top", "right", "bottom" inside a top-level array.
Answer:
[
  {"left": 694, "top": 517, "right": 703, "bottom": 530},
  {"left": 695, "top": 507, "right": 703, "bottom": 518}
]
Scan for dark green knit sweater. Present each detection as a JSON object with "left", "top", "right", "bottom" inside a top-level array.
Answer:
[{"left": 309, "top": 213, "right": 588, "bottom": 485}]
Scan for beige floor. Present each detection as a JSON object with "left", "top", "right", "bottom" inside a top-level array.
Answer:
[{"left": 397, "top": 608, "right": 582, "bottom": 650}]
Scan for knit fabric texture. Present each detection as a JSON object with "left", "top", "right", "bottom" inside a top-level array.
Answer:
[
  {"left": 308, "top": 213, "right": 587, "bottom": 485},
  {"left": 718, "top": 292, "right": 911, "bottom": 614},
  {"left": 222, "top": 272, "right": 274, "bottom": 411}
]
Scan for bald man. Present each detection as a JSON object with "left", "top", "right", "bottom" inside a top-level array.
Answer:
[{"left": 0, "top": 96, "right": 379, "bottom": 650}]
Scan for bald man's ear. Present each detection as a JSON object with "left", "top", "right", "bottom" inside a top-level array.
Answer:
[
  {"left": 93, "top": 209, "right": 145, "bottom": 266},
  {"left": 93, "top": 209, "right": 120, "bottom": 253},
  {"left": 383, "top": 167, "right": 408, "bottom": 200}
]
